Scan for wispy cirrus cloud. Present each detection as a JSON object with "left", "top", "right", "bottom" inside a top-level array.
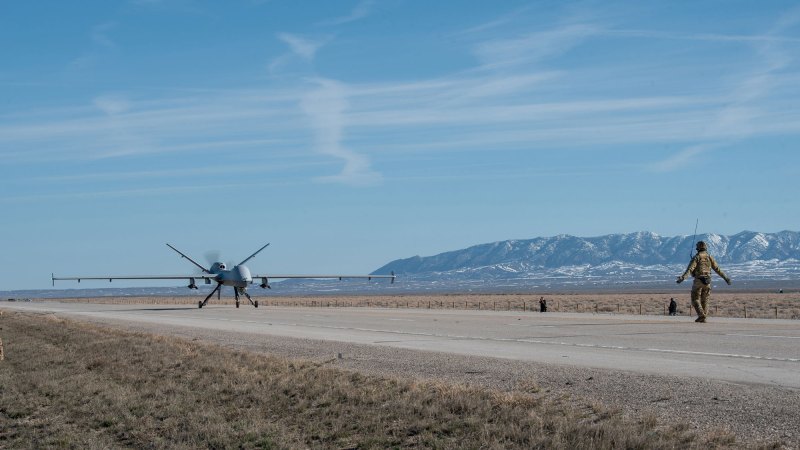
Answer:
[
  {"left": 5, "top": 6, "right": 800, "bottom": 187},
  {"left": 319, "top": 0, "right": 374, "bottom": 26},
  {"left": 3, "top": 68, "right": 798, "bottom": 165},
  {"left": 269, "top": 20, "right": 382, "bottom": 185},
  {"left": 473, "top": 23, "right": 599, "bottom": 69},
  {"left": 128, "top": 0, "right": 208, "bottom": 15},
  {"left": 65, "top": 22, "right": 118, "bottom": 73},
  {"left": 450, "top": 4, "right": 535, "bottom": 37},
  {"left": 652, "top": 7, "right": 800, "bottom": 171},
  {"left": 649, "top": 144, "right": 720, "bottom": 172},
  {"left": 602, "top": 28, "right": 800, "bottom": 44},
  {"left": 276, "top": 32, "right": 327, "bottom": 60},
  {"left": 91, "top": 22, "right": 118, "bottom": 48},
  {"left": 300, "top": 78, "right": 381, "bottom": 186},
  {"left": 269, "top": 33, "right": 332, "bottom": 73},
  {"left": 93, "top": 94, "right": 131, "bottom": 115},
  {"left": 32, "top": 161, "right": 327, "bottom": 183},
  {"left": 0, "top": 92, "right": 307, "bottom": 162},
  {"left": 0, "top": 181, "right": 287, "bottom": 203}
]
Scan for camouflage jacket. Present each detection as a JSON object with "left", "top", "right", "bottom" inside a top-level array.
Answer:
[{"left": 680, "top": 251, "right": 730, "bottom": 282}]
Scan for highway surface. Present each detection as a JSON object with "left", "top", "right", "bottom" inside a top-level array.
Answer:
[{"left": 4, "top": 301, "right": 799, "bottom": 389}]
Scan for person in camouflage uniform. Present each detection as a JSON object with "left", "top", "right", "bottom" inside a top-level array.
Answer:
[{"left": 677, "top": 241, "right": 731, "bottom": 323}]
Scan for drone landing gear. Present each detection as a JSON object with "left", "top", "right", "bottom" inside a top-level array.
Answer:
[
  {"left": 199, "top": 283, "right": 222, "bottom": 309},
  {"left": 235, "top": 287, "right": 258, "bottom": 308}
]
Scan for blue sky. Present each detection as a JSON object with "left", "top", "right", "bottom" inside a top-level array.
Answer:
[{"left": 2, "top": 0, "right": 799, "bottom": 290}]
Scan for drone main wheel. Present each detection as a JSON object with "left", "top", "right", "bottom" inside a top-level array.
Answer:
[
  {"left": 198, "top": 301, "right": 203, "bottom": 309},
  {"left": 236, "top": 301, "right": 240, "bottom": 308},
  {"left": 254, "top": 301, "right": 259, "bottom": 308}
]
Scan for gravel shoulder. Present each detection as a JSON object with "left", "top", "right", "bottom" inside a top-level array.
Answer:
[{"left": 77, "top": 315, "right": 798, "bottom": 449}]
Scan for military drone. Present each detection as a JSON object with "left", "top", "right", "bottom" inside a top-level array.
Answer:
[{"left": 52, "top": 243, "right": 395, "bottom": 308}]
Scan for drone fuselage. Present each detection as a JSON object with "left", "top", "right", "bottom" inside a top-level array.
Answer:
[{"left": 213, "top": 264, "right": 252, "bottom": 288}]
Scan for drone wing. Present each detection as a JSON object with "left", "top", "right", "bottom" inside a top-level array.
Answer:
[
  {"left": 250, "top": 272, "right": 395, "bottom": 287},
  {"left": 252, "top": 274, "right": 394, "bottom": 279},
  {"left": 52, "top": 273, "right": 219, "bottom": 286}
]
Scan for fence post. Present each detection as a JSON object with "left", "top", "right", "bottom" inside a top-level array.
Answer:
[
  {"left": 744, "top": 305, "right": 747, "bottom": 319},
  {"left": 639, "top": 304, "right": 642, "bottom": 315},
  {"left": 775, "top": 306, "right": 778, "bottom": 319}
]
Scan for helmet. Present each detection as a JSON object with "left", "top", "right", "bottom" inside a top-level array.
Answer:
[{"left": 696, "top": 241, "right": 707, "bottom": 251}]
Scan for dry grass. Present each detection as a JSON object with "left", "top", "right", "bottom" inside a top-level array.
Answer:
[
  {"left": 0, "top": 311, "right": 749, "bottom": 449},
  {"left": 42, "top": 291, "right": 800, "bottom": 319}
]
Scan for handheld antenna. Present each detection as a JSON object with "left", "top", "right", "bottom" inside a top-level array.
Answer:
[{"left": 689, "top": 218, "right": 699, "bottom": 259}]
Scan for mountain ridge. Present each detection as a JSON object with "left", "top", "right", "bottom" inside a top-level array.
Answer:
[{"left": 373, "top": 230, "right": 800, "bottom": 276}]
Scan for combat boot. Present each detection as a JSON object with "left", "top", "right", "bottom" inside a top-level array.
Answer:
[
  {"left": 700, "top": 298, "right": 710, "bottom": 317},
  {"left": 695, "top": 316, "right": 706, "bottom": 323}
]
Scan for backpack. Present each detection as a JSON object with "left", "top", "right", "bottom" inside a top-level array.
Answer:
[{"left": 694, "top": 252, "right": 712, "bottom": 285}]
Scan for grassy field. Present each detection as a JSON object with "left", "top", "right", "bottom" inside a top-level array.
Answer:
[
  {"left": 0, "top": 310, "right": 757, "bottom": 449},
  {"left": 37, "top": 291, "right": 800, "bottom": 319}
]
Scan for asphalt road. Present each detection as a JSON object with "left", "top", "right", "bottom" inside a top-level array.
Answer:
[{"left": 4, "top": 301, "right": 799, "bottom": 389}]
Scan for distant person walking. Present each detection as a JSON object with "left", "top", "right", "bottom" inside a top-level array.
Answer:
[
  {"left": 539, "top": 296, "right": 547, "bottom": 312},
  {"left": 668, "top": 297, "right": 677, "bottom": 316},
  {"left": 677, "top": 241, "right": 731, "bottom": 323}
]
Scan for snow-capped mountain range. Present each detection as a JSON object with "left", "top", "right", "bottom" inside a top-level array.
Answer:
[{"left": 372, "top": 231, "right": 800, "bottom": 290}]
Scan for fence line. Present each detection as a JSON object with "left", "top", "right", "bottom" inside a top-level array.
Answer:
[{"left": 20, "top": 296, "right": 800, "bottom": 319}]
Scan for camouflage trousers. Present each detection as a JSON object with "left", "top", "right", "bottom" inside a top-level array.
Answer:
[{"left": 691, "top": 278, "right": 712, "bottom": 318}]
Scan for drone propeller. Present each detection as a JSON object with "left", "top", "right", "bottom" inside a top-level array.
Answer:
[
  {"left": 204, "top": 250, "right": 238, "bottom": 270},
  {"left": 204, "top": 250, "right": 221, "bottom": 266}
]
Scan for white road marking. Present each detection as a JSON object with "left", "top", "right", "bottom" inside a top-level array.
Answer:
[
  {"left": 141, "top": 312, "right": 800, "bottom": 364},
  {"left": 725, "top": 333, "right": 800, "bottom": 340}
]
